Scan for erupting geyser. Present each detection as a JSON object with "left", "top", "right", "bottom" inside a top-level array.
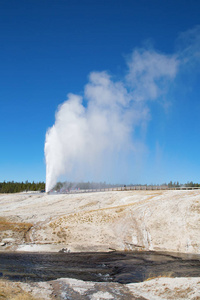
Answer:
[{"left": 45, "top": 48, "right": 178, "bottom": 192}]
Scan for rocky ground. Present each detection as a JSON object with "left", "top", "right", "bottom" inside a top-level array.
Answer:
[
  {"left": 0, "top": 190, "right": 199, "bottom": 253},
  {"left": 1, "top": 277, "right": 200, "bottom": 299},
  {"left": 0, "top": 190, "right": 200, "bottom": 299}
]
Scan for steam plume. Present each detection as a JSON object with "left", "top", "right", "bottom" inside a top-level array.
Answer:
[{"left": 45, "top": 48, "right": 178, "bottom": 192}]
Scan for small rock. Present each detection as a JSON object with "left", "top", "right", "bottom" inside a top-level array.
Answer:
[
  {"left": 2, "top": 238, "right": 15, "bottom": 243},
  {"left": 59, "top": 248, "right": 70, "bottom": 253}
]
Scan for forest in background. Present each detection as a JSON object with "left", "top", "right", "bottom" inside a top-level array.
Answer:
[
  {"left": 0, "top": 181, "right": 45, "bottom": 193},
  {"left": 0, "top": 180, "right": 200, "bottom": 193},
  {"left": 53, "top": 180, "right": 200, "bottom": 192}
]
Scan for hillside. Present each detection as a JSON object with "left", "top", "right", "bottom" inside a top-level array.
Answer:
[{"left": 0, "top": 190, "right": 199, "bottom": 253}]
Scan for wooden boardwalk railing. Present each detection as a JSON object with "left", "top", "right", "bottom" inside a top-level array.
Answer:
[{"left": 51, "top": 186, "right": 200, "bottom": 194}]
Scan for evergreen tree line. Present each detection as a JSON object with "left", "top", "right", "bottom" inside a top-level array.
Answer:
[
  {"left": 53, "top": 180, "right": 200, "bottom": 192},
  {"left": 167, "top": 181, "right": 200, "bottom": 188},
  {"left": 1, "top": 180, "right": 199, "bottom": 193},
  {"left": 0, "top": 181, "right": 45, "bottom": 193}
]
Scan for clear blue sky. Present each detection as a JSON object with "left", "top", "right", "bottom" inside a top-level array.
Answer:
[{"left": 1, "top": 0, "right": 200, "bottom": 184}]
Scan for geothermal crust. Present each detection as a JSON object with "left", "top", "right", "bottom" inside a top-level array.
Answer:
[
  {"left": 0, "top": 189, "right": 199, "bottom": 253},
  {"left": 1, "top": 276, "right": 200, "bottom": 300},
  {"left": 0, "top": 190, "right": 200, "bottom": 299}
]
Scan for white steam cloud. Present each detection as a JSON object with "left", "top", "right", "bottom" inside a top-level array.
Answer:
[{"left": 45, "top": 48, "right": 178, "bottom": 192}]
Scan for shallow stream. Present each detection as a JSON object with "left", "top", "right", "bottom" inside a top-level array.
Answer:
[{"left": 0, "top": 251, "right": 200, "bottom": 284}]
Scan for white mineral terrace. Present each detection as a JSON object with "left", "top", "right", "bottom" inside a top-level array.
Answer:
[{"left": 0, "top": 189, "right": 199, "bottom": 254}]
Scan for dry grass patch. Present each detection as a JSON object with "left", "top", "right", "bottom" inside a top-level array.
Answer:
[
  {"left": 170, "top": 286, "right": 193, "bottom": 298},
  {"left": 0, "top": 218, "right": 32, "bottom": 236},
  {"left": 190, "top": 202, "right": 200, "bottom": 213},
  {"left": 0, "top": 217, "right": 33, "bottom": 245},
  {"left": 79, "top": 201, "right": 99, "bottom": 209},
  {"left": 145, "top": 272, "right": 174, "bottom": 281},
  {"left": 0, "top": 280, "right": 40, "bottom": 300}
]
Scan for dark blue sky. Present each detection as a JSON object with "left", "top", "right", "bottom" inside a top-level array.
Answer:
[{"left": 1, "top": 0, "right": 200, "bottom": 184}]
